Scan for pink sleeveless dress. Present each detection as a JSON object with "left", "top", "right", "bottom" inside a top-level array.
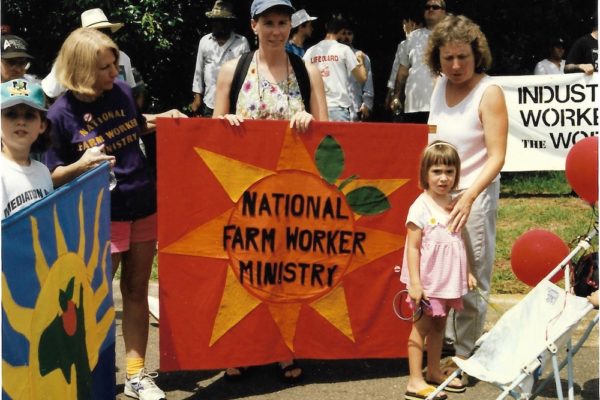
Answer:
[{"left": 400, "top": 193, "right": 469, "bottom": 315}]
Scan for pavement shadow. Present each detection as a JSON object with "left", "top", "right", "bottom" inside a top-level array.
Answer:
[
  {"left": 533, "top": 378, "right": 582, "bottom": 398},
  {"left": 153, "top": 358, "right": 408, "bottom": 400},
  {"left": 582, "top": 378, "right": 600, "bottom": 400}
]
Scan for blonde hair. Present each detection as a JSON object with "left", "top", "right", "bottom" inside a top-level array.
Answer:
[
  {"left": 55, "top": 27, "right": 119, "bottom": 96},
  {"left": 419, "top": 140, "right": 461, "bottom": 190},
  {"left": 425, "top": 15, "right": 492, "bottom": 76}
]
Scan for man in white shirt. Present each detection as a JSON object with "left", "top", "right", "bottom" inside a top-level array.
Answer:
[
  {"left": 304, "top": 17, "right": 367, "bottom": 122},
  {"left": 191, "top": 0, "right": 250, "bottom": 117},
  {"left": 41, "top": 8, "right": 136, "bottom": 98},
  {"left": 385, "top": 18, "right": 421, "bottom": 120},
  {"left": 534, "top": 38, "right": 565, "bottom": 75},
  {"left": 391, "top": 0, "right": 446, "bottom": 123},
  {"left": 337, "top": 25, "right": 374, "bottom": 121}
]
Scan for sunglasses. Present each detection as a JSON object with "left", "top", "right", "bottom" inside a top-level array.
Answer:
[
  {"left": 2, "top": 58, "right": 31, "bottom": 69},
  {"left": 425, "top": 4, "right": 443, "bottom": 10}
]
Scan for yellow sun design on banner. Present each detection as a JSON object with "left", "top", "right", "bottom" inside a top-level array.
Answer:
[
  {"left": 163, "top": 128, "right": 409, "bottom": 351},
  {"left": 2, "top": 191, "right": 114, "bottom": 399}
]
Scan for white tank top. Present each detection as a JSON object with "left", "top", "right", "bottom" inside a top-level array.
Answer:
[{"left": 427, "top": 75, "right": 502, "bottom": 189}]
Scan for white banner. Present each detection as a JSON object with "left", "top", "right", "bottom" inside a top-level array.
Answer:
[{"left": 493, "top": 73, "right": 598, "bottom": 171}]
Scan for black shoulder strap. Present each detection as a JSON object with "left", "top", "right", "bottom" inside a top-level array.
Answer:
[
  {"left": 229, "top": 50, "right": 255, "bottom": 114},
  {"left": 287, "top": 51, "right": 311, "bottom": 114}
]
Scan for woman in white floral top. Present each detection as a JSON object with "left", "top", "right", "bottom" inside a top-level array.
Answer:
[{"left": 213, "top": 0, "right": 327, "bottom": 132}]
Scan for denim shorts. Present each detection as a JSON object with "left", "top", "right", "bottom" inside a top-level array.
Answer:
[{"left": 328, "top": 106, "right": 351, "bottom": 122}]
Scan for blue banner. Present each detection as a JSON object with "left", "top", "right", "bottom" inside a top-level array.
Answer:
[{"left": 2, "top": 164, "right": 115, "bottom": 399}]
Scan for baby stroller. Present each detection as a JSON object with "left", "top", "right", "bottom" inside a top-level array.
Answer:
[{"left": 426, "top": 226, "right": 598, "bottom": 400}]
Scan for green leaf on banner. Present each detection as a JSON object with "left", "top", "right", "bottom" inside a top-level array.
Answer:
[
  {"left": 346, "top": 186, "right": 391, "bottom": 215},
  {"left": 315, "top": 135, "right": 344, "bottom": 184}
]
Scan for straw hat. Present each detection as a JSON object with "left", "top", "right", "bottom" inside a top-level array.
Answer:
[
  {"left": 291, "top": 9, "right": 317, "bottom": 29},
  {"left": 206, "top": 1, "right": 236, "bottom": 19},
  {"left": 81, "top": 8, "right": 124, "bottom": 33}
]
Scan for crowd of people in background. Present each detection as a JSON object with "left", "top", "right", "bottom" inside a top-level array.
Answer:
[
  {"left": 1, "top": 2, "right": 597, "bottom": 122},
  {"left": 0, "top": 0, "right": 597, "bottom": 399}
]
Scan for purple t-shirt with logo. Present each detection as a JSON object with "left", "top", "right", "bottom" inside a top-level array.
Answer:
[{"left": 44, "top": 80, "right": 156, "bottom": 221}]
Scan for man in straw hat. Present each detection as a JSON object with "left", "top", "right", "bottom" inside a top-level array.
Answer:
[
  {"left": 191, "top": 0, "right": 249, "bottom": 117},
  {"left": 286, "top": 9, "right": 317, "bottom": 57},
  {"left": 41, "top": 8, "right": 136, "bottom": 98}
]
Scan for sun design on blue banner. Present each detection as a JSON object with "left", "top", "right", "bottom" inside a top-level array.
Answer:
[{"left": 2, "top": 187, "right": 114, "bottom": 399}]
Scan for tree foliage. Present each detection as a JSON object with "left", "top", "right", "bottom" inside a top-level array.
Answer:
[{"left": 2, "top": 0, "right": 596, "bottom": 116}]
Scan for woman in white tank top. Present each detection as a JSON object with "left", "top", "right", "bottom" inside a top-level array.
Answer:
[{"left": 424, "top": 15, "right": 508, "bottom": 364}]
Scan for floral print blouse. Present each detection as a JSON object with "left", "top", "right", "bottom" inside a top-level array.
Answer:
[{"left": 236, "top": 56, "right": 305, "bottom": 120}]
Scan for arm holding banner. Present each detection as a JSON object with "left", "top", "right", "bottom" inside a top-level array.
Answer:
[
  {"left": 212, "top": 58, "right": 242, "bottom": 124},
  {"left": 51, "top": 145, "right": 115, "bottom": 187},
  {"left": 447, "top": 85, "right": 508, "bottom": 233},
  {"left": 143, "top": 109, "right": 188, "bottom": 134},
  {"left": 564, "top": 63, "right": 595, "bottom": 75}
]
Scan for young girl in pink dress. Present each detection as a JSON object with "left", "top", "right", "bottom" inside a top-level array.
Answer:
[{"left": 400, "top": 141, "right": 477, "bottom": 400}]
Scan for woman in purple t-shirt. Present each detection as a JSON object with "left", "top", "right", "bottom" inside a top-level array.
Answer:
[{"left": 43, "top": 27, "right": 179, "bottom": 399}]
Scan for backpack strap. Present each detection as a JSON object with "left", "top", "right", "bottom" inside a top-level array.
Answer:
[
  {"left": 229, "top": 50, "right": 255, "bottom": 114},
  {"left": 287, "top": 51, "right": 311, "bottom": 114},
  {"left": 229, "top": 50, "right": 312, "bottom": 115}
]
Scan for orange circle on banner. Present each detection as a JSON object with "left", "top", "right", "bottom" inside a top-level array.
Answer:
[{"left": 226, "top": 170, "right": 357, "bottom": 303}]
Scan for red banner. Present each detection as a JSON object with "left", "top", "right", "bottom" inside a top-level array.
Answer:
[{"left": 157, "top": 119, "right": 427, "bottom": 370}]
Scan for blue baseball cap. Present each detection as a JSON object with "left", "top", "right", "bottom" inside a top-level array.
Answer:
[
  {"left": 251, "top": 0, "right": 295, "bottom": 18},
  {"left": 1, "top": 79, "right": 47, "bottom": 111}
]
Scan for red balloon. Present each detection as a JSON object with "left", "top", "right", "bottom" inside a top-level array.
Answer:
[
  {"left": 565, "top": 136, "right": 598, "bottom": 205},
  {"left": 510, "top": 229, "right": 569, "bottom": 287}
]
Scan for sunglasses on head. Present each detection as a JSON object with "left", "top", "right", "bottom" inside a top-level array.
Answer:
[{"left": 425, "top": 4, "right": 443, "bottom": 10}]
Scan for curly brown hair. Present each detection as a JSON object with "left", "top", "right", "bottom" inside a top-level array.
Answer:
[{"left": 425, "top": 15, "right": 492, "bottom": 76}]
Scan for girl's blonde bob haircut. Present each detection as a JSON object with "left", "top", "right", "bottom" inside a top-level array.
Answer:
[
  {"left": 419, "top": 140, "right": 461, "bottom": 190},
  {"left": 55, "top": 27, "right": 119, "bottom": 97},
  {"left": 425, "top": 15, "right": 492, "bottom": 76}
]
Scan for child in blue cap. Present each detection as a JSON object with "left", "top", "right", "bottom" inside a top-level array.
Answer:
[{"left": 1, "top": 78, "right": 53, "bottom": 219}]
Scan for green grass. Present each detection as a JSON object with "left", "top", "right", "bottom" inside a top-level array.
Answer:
[
  {"left": 494, "top": 171, "right": 597, "bottom": 293},
  {"left": 494, "top": 196, "right": 597, "bottom": 293},
  {"left": 500, "top": 171, "right": 572, "bottom": 196}
]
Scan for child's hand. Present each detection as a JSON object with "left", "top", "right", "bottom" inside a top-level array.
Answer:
[
  {"left": 468, "top": 273, "right": 477, "bottom": 291},
  {"left": 408, "top": 285, "right": 427, "bottom": 305}
]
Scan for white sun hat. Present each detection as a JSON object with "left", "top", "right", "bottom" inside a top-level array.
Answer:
[
  {"left": 81, "top": 8, "right": 124, "bottom": 33},
  {"left": 291, "top": 9, "right": 317, "bottom": 29}
]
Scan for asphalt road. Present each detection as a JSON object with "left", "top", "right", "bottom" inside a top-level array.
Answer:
[{"left": 114, "top": 283, "right": 599, "bottom": 400}]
